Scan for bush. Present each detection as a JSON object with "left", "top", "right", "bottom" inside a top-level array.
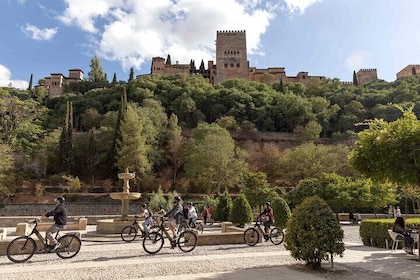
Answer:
[
  {"left": 214, "top": 190, "right": 233, "bottom": 222},
  {"left": 284, "top": 196, "right": 344, "bottom": 269},
  {"left": 271, "top": 197, "right": 291, "bottom": 228},
  {"left": 230, "top": 194, "right": 253, "bottom": 227},
  {"left": 149, "top": 186, "right": 170, "bottom": 212},
  {"left": 360, "top": 218, "right": 420, "bottom": 248}
]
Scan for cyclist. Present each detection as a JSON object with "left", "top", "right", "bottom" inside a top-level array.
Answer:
[
  {"left": 140, "top": 204, "right": 153, "bottom": 233},
  {"left": 156, "top": 205, "right": 166, "bottom": 216},
  {"left": 45, "top": 196, "right": 67, "bottom": 251},
  {"left": 187, "top": 202, "right": 198, "bottom": 228},
  {"left": 164, "top": 196, "right": 183, "bottom": 239},
  {"left": 258, "top": 201, "right": 274, "bottom": 241}
]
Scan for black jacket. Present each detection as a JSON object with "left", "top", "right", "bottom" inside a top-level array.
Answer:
[{"left": 45, "top": 203, "right": 67, "bottom": 225}]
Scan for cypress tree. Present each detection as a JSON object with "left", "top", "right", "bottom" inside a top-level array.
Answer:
[
  {"left": 59, "top": 101, "right": 73, "bottom": 173},
  {"left": 129, "top": 67, "right": 134, "bottom": 81},
  {"left": 353, "top": 71, "right": 358, "bottom": 86},
  {"left": 28, "top": 74, "right": 33, "bottom": 91},
  {"left": 166, "top": 54, "right": 172, "bottom": 65},
  {"left": 112, "top": 73, "right": 117, "bottom": 84}
]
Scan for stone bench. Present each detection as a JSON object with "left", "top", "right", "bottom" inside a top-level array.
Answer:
[
  {"left": 196, "top": 221, "right": 249, "bottom": 246},
  {"left": 16, "top": 218, "right": 87, "bottom": 235},
  {"left": 0, "top": 228, "right": 6, "bottom": 240}
]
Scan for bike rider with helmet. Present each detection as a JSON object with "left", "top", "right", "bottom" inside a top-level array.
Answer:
[
  {"left": 164, "top": 196, "right": 183, "bottom": 239},
  {"left": 45, "top": 196, "right": 67, "bottom": 251},
  {"left": 258, "top": 201, "right": 275, "bottom": 241}
]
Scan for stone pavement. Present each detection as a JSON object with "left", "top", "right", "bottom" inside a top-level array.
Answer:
[{"left": 1, "top": 224, "right": 420, "bottom": 279}]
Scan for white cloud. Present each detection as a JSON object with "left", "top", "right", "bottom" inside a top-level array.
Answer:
[
  {"left": 21, "top": 23, "right": 58, "bottom": 40},
  {"left": 0, "top": 65, "right": 28, "bottom": 89},
  {"left": 346, "top": 51, "right": 369, "bottom": 71},
  {"left": 283, "top": 0, "right": 322, "bottom": 13},
  {"left": 57, "top": 0, "right": 279, "bottom": 72}
]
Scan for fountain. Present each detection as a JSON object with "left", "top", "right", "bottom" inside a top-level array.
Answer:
[{"left": 96, "top": 168, "right": 141, "bottom": 234}]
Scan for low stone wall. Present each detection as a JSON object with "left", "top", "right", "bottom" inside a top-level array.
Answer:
[{"left": 197, "top": 222, "right": 247, "bottom": 246}]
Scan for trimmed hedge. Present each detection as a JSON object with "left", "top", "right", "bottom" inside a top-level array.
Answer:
[{"left": 360, "top": 218, "right": 420, "bottom": 248}]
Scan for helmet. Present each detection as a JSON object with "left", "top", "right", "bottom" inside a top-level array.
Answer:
[
  {"left": 188, "top": 202, "right": 193, "bottom": 205},
  {"left": 264, "top": 201, "right": 271, "bottom": 206},
  {"left": 55, "top": 196, "right": 65, "bottom": 203},
  {"left": 141, "top": 204, "right": 147, "bottom": 208},
  {"left": 173, "top": 196, "right": 181, "bottom": 202}
]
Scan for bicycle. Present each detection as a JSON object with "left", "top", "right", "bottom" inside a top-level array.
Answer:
[
  {"left": 142, "top": 217, "right": 198, "bottom": 254},
  {"left": 6, "top": 219, "right": 82, "bottom": 263},
  {"left": 243, "top": 218, "right": 284, "bottom": 246},
  {"left": 120, "top": 215, "right": 160, "bottom": 242},
  {"left": 178, "top": 218, "right": 204, "bottom": 234}
]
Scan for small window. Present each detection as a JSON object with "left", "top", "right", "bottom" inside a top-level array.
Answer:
[
  {"left": 236, "top": 63, "right": 240, "bottom": 67},
  {"left": 230, "top": 63, "right": 234, "bottom": 67},
  {"left": 224, "top": 63, "right": 228, "bottom": 68}
]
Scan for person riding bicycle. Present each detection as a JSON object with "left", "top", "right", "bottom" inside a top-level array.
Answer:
[
  {"left": 140, "top": 204, "right": 153, "bottom": 234},
  {"left": 258, "top": 201, "right": 274, "bottom": 241},
  {"left": 156, "top": 205, "right": 166, "bottom": 216},
  {"left": 45, "top": 196, "right": 67, "bottom": 251},
  {"left": 187, "top": 202, "right": 198, "bottom": 228},
  {"left": 164, "top": 196, "right": 183, "bottom": 239}
]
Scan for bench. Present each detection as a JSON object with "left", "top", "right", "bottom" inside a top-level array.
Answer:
[
  {"left": 0, "top": 228, "right": 6, "bottom": 240},
  {"left": 16, "top": 218, "right": 87, "bottom": 235}
]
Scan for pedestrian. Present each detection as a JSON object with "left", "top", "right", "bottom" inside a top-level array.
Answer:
[{"left": 202, "top": 205, "right": 208, "bottom": 225}]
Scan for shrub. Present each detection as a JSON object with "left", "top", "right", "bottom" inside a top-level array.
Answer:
[
  {"left": 285, "top": 196, "right": 344, "bottom": 269},
  {"left": 214, "top": 190, "right": 233, "bottom": 222},
  {"left": 360, "top": 218, "right": 420, "bottom": 248},
  {"left": 230, "top": 194, "right": 253, "bottom": 227},
  {"left": 271, "top": 197, "right": 291, "bottom": 228},
  {"left": 62, "top": 175, "right": 81, "bottom": 192},
  {"left": 149, "top": 186, "right": 170, "bottom": 212}
]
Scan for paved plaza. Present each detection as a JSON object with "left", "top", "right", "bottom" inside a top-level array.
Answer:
[{"left": 0, "top": 224, "right": 419, "bottom": 280}]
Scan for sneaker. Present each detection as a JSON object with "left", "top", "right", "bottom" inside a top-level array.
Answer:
[{"left": 51, "top": 242, "right": 61, "bottom": 252}]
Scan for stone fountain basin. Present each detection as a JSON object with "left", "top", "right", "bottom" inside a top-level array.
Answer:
[
  {"left": 109, "top": 192, "right": 141, "bottom": 200},
  {"left": 118, "top": 173, "right": 135, "bottom": 180}
]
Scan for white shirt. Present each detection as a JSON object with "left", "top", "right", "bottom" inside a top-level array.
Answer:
[{"left": 188, "top": 206, "right": 197, "bottom": 219}]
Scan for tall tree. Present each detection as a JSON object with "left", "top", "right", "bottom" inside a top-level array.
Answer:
[
  {"left": 28, "top": 73, "right": 33, "bottom": 91},
  {"left": 165, "top": 113, "right": 184, "bottom": 190},
  {"left": 353, "top": 70, "right": 358, "bottom": 86},
  {"left": 112, "top": 73, "right": 117, "bottom": 84},
  {"left": 58, "top": 101, "right": 73, "bottom": 173},
  {"left": 129, "top": 67, "right": 134, "bottom": 82},
  {"left": 184, "top": 123, "right": 248, "bottom": 194},
  {"left": 88, "top": 55, "right": 106, "bottom": 82},
  {"left": 166, "top": 54, "right": 171, "bottom": 65}
]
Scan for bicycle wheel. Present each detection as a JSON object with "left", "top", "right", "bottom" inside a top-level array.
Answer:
[
  {"left": 143, "top": 232, "right": 164, "bottom": 254},
  {"left": 7, "top": 236, "right": 36, "bottom": 263},
  {"left": 178, "top": 222, "right": 187, "bottom": 233},
  {"left": 121, "top": 226, "right": 138, "bottom": 242},
  {"left": 243, "top": 228, "right": 259, "bottom": 246},
  {"left": 56, "top": 234, "right": 82, "bottom": 259},
  {"left": 177, "top": 230, "right": 197, "bottom": 252},
  {"left": 269, "top": 227, "right": 284, "bottom": 245},
  {"left": 195, "top": 223, "right": 204, "bottom": 234}
]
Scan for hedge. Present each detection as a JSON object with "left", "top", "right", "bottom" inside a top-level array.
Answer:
[{"left": 360, "top": 218, "right": 420, "bottom": 248}]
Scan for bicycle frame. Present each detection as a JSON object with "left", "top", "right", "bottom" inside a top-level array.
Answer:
[{"left": 28, "top": 220, "right": 61, "bottom": 249}]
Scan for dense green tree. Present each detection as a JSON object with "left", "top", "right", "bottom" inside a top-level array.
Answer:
[
  {"left": 277, "top": 143, "right": 355, "bottom": 187},
  {"left": 28, "top": 74, "right": 33, "bottom": 91},
  {"left": 81, "top": 108, "right": 102, "bottom": 131},
  {"left": 165, "top": 113, "right": 184, "bottom": 190},
  {"left": 285, "top": 196, "right": 344, "bottom": 269},
  {"left": 243, "top": 171, "right": 278, "bottom": 210},
  {"left": 0, "top": 143, "right": 16, "bottom": 202},
  {"left": 214, "top": 189, "right": 233, "bottom": 222},
  {"left": 166, "top": 54, "right": 171, "bottom": 65},
  {"left": 230, "top": 193, "right": 253, "bottom": 227},
  {"left": 353, "top": 70, "right": 358, "bottom": 86},
  {"left": 129, "top": 67, "right": 134, "bottom": 82},
  {"left": 116, "top": 103, "right": 151, "bottom": 183},
  {"left": 271, "top": 196, "right": 291, "bottom": 228},
  {"left": 111, "top": 73, "right": 117, "bottom": 84},
  {"left": 184, "top": 123, "right": 248, "bottom": 194},
  {"left": 88, "top": 55, "right": 106, "bottom": 82},
  {"left": 58, "top": 101, "right": 73, "bottom": 173},
  {"left": 349, "top": 107, "right": 420, "bottom": 190}
]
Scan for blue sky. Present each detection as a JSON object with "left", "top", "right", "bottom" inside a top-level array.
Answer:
[{"left": 1, "top": 0, "right": 420, "bottom": 89}]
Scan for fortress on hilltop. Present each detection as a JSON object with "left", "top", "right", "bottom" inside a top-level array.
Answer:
[{"left": 38, "top": 30, "right": 419, "bottom": 95}]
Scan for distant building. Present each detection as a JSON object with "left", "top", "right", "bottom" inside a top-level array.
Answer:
[
  {"left": 40, "top": 69, "right": 84, "bottom": 96},
  {"left": 356, "top": 69, "right": 377, "bottom": 85},
  {"left": 396, "top": 64, "right": 420, "bottom": 79},
  {"left": 150, "top": 30, "right": 325, "bottom": 85}
]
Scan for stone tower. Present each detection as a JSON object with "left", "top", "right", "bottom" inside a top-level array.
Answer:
[{"left": 214, "top": 30, "right": 248, "bottom": 84}]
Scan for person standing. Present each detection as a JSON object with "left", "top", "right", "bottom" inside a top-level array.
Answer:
[
  {"left": 207, "top": 204, "right": 214, "bottom": 225},
  {"left": 45, "top": 196, "right": 67, "bottom": 251},
  {"left": 202, "top": 205, "right": 208, "bottom": 225}
]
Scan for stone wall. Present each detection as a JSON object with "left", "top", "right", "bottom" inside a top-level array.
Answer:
[{"left": 0, "top": 202, "right": 142, "bottom": 217}]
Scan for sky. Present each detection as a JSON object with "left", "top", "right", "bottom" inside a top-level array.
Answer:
[{"left": 1, "top": 0, "right": 420, "bottom": 89}]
